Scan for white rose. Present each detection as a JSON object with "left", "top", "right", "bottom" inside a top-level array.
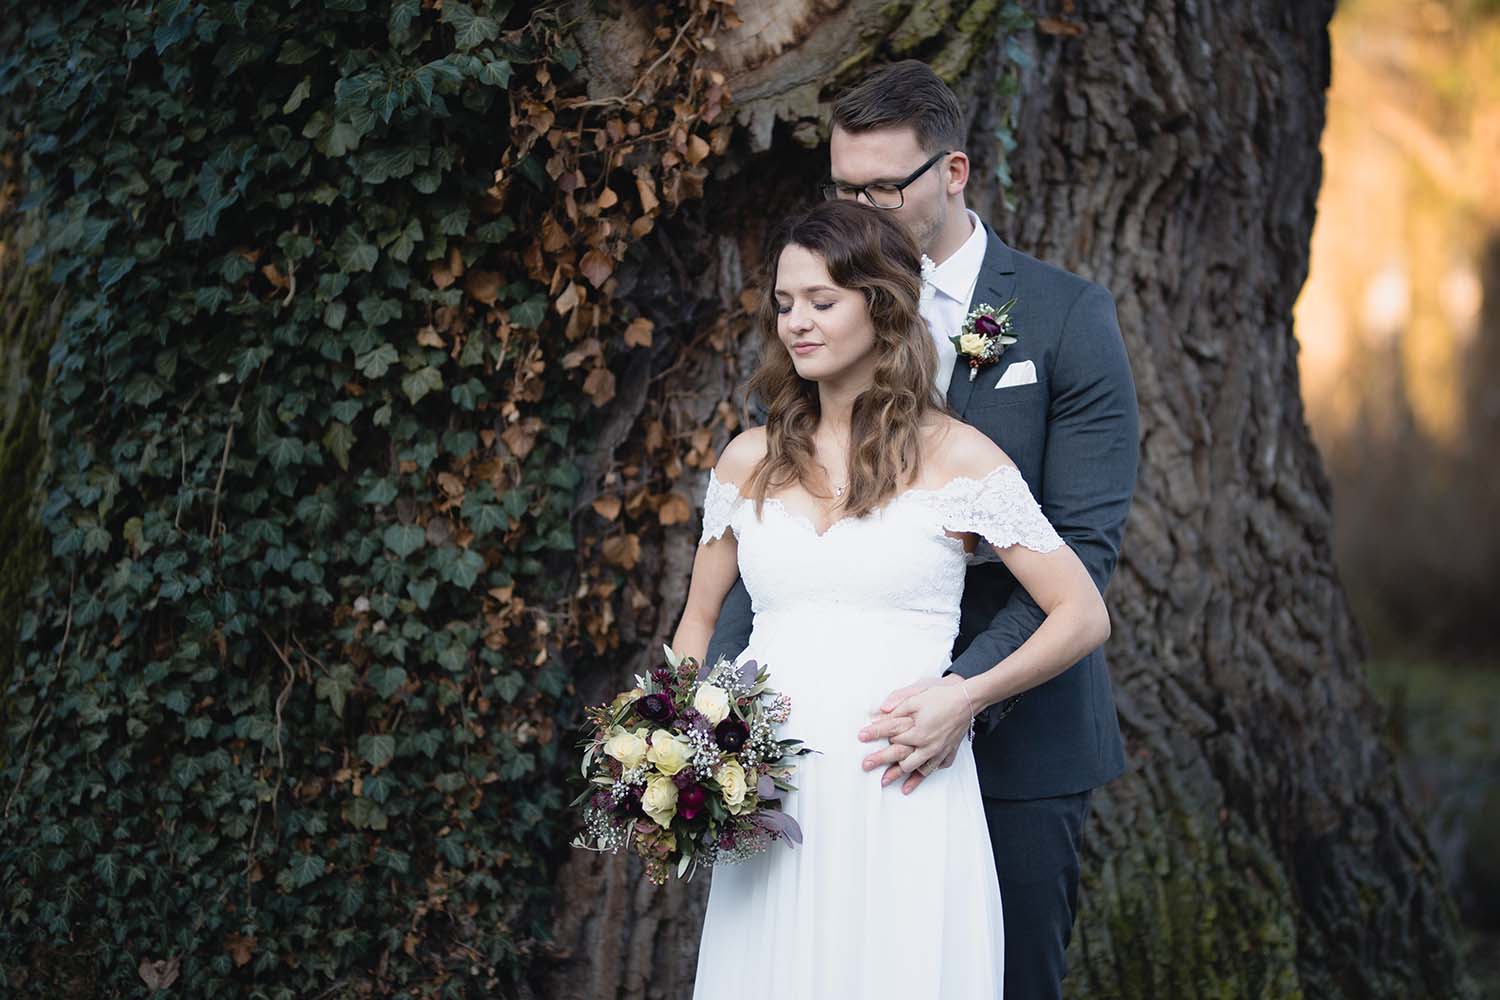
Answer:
[
  {"left": 646, "top": 729, "right": 692, "bottom": 776},
  {"left": 958, "top": 332, "right": 988, "bottom": 356},
  {"left": 715, "top": 759, "right": 750, "bottom": 814},
  {"left": 641, "top": 774, "right": 679, "bottom": 829},
  {"left": 693, "top": 684, "right": 731, "bottom": 725},
  {"left": 602, "top": 726, "right": 649, "bottom": 769}
]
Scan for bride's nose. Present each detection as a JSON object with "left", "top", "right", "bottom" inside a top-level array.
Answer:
[{"left": 784, "top": 303, "right": 816, "bottom": 333}]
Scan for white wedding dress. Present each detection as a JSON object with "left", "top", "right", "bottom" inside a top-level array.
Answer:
[{"left": 691, "top": 463, "right": 1064, "bottom": 1000}]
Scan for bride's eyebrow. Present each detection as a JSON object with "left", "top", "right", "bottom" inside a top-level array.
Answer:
[{"left": 774, "top": 284, "right": 840, "bottom": 296}]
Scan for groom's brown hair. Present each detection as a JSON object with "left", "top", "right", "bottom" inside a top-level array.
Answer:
[{"left": 831, "top": 60, "right": 965, "bottom": 154}]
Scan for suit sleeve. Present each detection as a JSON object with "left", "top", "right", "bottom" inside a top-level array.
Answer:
[
  {"left": 706, "top": 576, "right": 754, "bottom": 667},
  {"left": 946, "top": 281, "right": 1139, "bottom": 732}
]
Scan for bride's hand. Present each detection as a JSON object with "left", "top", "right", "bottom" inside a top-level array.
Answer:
[{"left": 857, "top": 675, "right": 970, "bottom": 794}]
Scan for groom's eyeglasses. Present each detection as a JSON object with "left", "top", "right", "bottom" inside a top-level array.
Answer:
[{"left": 818, "top": 150, "right": 952, "bottom": 210}]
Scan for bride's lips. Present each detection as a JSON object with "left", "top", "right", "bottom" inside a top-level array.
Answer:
[{"left": 791, "top": 342, "right": 822, "bottom": 355}]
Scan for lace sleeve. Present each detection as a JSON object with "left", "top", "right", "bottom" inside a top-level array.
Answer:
[
  {"left": 936, "top": 464, "right": 1064, "bottom": 560},
  {"left": 699, "top": 469, "right": 743, "bottom": 544}
]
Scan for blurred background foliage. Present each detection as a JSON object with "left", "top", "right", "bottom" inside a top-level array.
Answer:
[{"left": 1295, "top": 0, "right": 1500, "bottom": 986}]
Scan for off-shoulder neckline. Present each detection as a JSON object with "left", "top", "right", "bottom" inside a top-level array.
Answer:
[{"left": 706, "top": 463, "right": 1022, "bottom": 540}]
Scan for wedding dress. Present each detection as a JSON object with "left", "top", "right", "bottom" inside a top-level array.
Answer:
[{"left": 691, "top": 463, "right": 1064, "bottom": 1000}]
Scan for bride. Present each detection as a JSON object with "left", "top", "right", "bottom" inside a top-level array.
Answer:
[{"left": 669, "top": 200, "right": 1109, "bottom": 999}]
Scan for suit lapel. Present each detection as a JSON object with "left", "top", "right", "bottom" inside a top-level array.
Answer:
[{"left": 945, "top": 223, "right": 1017, "bottom": 416}]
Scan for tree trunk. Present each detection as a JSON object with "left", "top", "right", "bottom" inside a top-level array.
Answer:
[{"left": 539, "top": 2, "right": 1472, "bottom": 998}]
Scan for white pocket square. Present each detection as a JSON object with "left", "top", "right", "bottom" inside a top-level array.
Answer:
[{"left": 994, "top": 360, "right": 1037, "bottom": 389}]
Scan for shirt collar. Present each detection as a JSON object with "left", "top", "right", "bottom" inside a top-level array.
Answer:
[{"left": 924, "top": 209, "right": 987, "bottom": 304}]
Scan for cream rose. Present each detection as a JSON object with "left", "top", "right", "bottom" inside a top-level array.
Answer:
[
  {"left": 693, "top": 684, "right": 731, "bottom": 725},
  {"left": 647, "top": 729, "right": 692, "bottom": 776},
  {"left": 715, "top": 759, "right": 750, "bottom": 814},
  {"left": 602, "top": 726, "right": 649, "bottom": 769},
  {"left": 958, "top": 332, "right": 988, "bottom": 356},
  {"left": 641, "top": 774, "right": 679, "bottom": 829}
]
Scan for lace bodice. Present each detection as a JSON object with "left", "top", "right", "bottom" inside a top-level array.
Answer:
[{"left": 699, "top": 464, "right": 1062, "bottom": 633}]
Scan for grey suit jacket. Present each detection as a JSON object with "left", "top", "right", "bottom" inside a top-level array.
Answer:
[{"left": 705, "top": 224, "right": 1138, "bottom": 800}]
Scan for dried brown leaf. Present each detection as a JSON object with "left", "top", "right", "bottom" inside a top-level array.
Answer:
[
  {"left": 579, "top": 248, "right": 615, "bottom": 289},
  {"left": 583, "top": 366, "right": 616, "bottom": 406},
  {"left": 592, "top": 495, "right": 622, "bottom": 520},
  {"left": 601, "top": 533, "right": 641, "bottom": 569},
  {"left": 657, "top": 492, "right": 692, "bottom": 526},
  {"left": 464, "top": 270, "right": 501, "bottom": 305},
  {"left": 1036, "top": 16, "right": 1085, "bottom": 36},
  {"left": 624, "top": 317, "right": 654, "bottom": 348}
]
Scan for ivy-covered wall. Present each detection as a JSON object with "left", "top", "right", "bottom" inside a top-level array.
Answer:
[{"left": 0, "top": 1, "right": 730, "bottom": 994}]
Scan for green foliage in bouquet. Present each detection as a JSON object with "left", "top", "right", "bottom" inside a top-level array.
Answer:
[{"left": 0, "top": 0, "right": 732, "bottom": 994}]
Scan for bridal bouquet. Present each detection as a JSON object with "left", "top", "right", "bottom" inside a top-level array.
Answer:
[{"left": 571, "top": 645, "right": 812, "bottom": 884}]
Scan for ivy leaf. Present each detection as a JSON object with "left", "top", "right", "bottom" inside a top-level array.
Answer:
[
  {"left": 288, "top": 852, "right": 326, "bottom": 889},
  {"left": 509, "top": 297, "right": 546, "bottom": 328},
  {"left": 323, "top": 300, "right": 347, "bottom": 330},
  {"left": 450, "top": 378, "right": 485, "bottom": 410},
  {"left": 266, "top": 436, "right": 304, "bottom": 471},
  {"left": 369, "top": 665, "right": 408, "bottom": 699},
  {"left": 123, "top": 374, "right": 166, "bottom": 408},
  {"left": 383, "top": 523, "right": 424, "bottom": 558},
  {"left": 322, "top": 421, "right": 355, "bottom": 471},
  {"left": 389, "top": 0, "right": 420, "bottom": 37},
  {"left": 406, "top": 578, "right": 437, "bottom": 610},
  {"left": 344, "top": 796, "right": 388, "bottom": 831},
  {"left": 283, "top": 76, "right": 312, "bottom": 114},
  {"left": 356, "top": 343, "right": 399, "bottom": 378},
  {"left": 445, "top": 549, "right": 485, "bottom": 589},
  {"left": 358, "top": 733, "right": 395, "bottom": 768},
  {"left": 400, "top": 366, "right": 443, "bottom": 405},
  {"left": 363, "top": 478, "right": 398, "bottom": 505},
  {"left": 316, "top": 664, "right": 358, "bottom": 719},
  {"left": 479, "top": 59, "right": 512, "bottom": 88},
  {"left": 334, "top": 227, "right": 378, "bottom": 273},
  {"left": 98, "top": 256, "right": 136, "bottom": 290},
  {"left": 357, "top": 295, "right": 403, "bottom": 327},
  {"left": 442, "top": 2, "right": 500, "bottom": 50}
]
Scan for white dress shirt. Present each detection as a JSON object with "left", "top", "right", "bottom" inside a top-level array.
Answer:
[{"left": 919, "top": 209, "right": 988, "bottom": 398}]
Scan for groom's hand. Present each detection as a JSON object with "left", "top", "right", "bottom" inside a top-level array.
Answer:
[{"left": 858, "top": 675, "right": 969, "bottom": 794}]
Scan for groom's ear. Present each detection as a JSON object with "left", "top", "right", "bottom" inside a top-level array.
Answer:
[{"left": 943, "top": 150, "right": 971, "bottom": 197}]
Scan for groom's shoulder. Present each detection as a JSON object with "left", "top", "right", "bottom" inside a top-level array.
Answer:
[{"left": 1007, "top": 243, "right": 1112, "bottom": 307}]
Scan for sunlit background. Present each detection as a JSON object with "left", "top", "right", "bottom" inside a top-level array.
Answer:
[{"left": 1294, "top": 0, "right": 1500, "bottom": 982}]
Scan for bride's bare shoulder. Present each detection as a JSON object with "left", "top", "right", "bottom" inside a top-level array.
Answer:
[
  {"left": 925, "top": 416, "right": 1013, "bottom": 482},
  {"left": 714, "top": 426, "right": 767, "bottom": 484}
]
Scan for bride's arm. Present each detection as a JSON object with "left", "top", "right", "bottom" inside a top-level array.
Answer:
[
  {"left": 963, "top": 539, "right": 1109, "bottom": 710},
  {"left": 860, "top": 426, "right": 1109, "bottom": 788},
  {"left": 670, "top": 532, "right": 741, "bottom": 665},
  {"left": 669, "top": 428, "right": 764, "bottom": 664}
]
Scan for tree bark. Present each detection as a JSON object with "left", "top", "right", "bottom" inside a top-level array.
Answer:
[{"left": 540, "top": 2, "right": 1473, "bottom": 997}]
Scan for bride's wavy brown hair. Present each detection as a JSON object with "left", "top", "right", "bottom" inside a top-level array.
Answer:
[{"left": 743, "top": 200, "right": 941, "bottom": 519}]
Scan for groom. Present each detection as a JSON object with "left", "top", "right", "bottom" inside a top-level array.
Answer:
[{"left": 705, "top": 60, "right": 1138, "bottom": 998}]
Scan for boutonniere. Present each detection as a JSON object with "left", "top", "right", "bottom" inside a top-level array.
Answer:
[{"left": 952, "top": 299, "right": 1019, "bottom": 382}]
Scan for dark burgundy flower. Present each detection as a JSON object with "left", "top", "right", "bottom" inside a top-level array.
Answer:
[
  {"left": 973, "top": 314, "right": 1001, "bottom": 338},
  {"left": 677, "top": 784, "right": 706, "bottom": 821},
  {"left": 651, "top": 666, "right": 674, "bottom": 686},
  {"left": 718, "top": 829, "right": 736, "bottom": 850},
  {"left": 635, "top": 692, "right": 676, "bottom": 723},
  {"left": 616, "top": 786, "right": 643, "bottom": 817},
  {"left": 715, "top": 718, "right": 750, "bottom": 753}
]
